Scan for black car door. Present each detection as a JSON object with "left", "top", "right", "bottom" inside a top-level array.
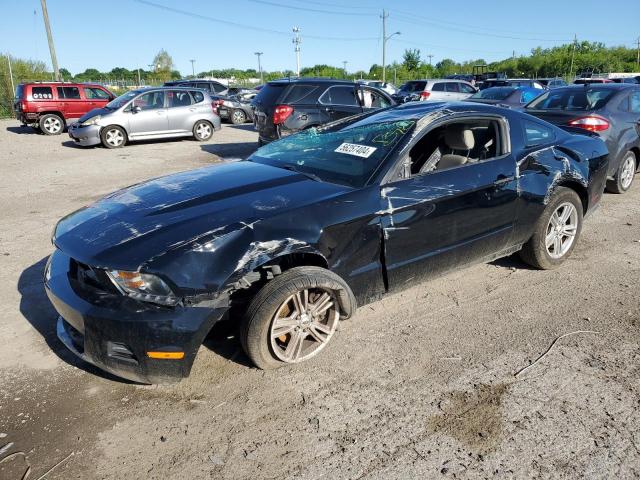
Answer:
[
  {"left": 318, "top": 85, "right": 363, "bottom": 123},
  {"left": 380, "top": 118, "right": 518, "bottom": 290}
]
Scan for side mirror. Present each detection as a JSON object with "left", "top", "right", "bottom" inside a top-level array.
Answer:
[{"left": 132, "top": 105, "right": 142, "bottom": 114}]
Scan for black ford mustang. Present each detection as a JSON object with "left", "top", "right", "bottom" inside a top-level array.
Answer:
[{"left": 45, "top": 102, "right": 609, "bottom": 383}]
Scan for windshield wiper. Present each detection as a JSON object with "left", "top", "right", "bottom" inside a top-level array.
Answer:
[{"left": 281, "top": 165, "right": 322, "bottom": 182}]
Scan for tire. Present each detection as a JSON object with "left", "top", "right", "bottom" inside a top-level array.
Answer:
[
  {"left": 193, "top": 120, "right": 213, "bottom": 141},
  {"left": 519, "top": 187, "right": 583, "bottom": 270},
  {"left": 39, "top": 114, "right": 64, "bottom": 135},
  {"left": 100, "top": 125, "right": 127, "bottom": 149},
  {"left": 240, "top": 266, "right": 356, "bottom": 370},
  {"left": 606, "top": 151, "right": 636, "bottom": 194},
  {"left": 230, "top": 109, "right": 247, "bottom": 125}
]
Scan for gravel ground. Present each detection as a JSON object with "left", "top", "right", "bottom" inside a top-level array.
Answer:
[{"left": 0, "top": 118, "right": 638, "bottom": 480}]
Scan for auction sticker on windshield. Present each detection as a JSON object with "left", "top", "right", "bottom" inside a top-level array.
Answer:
[{"left": 334, "top": 143, "right": 377, "bottom": 158}]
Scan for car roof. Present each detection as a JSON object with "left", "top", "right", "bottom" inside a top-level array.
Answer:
[
  {"left": 267, "top": 78, "right": 354, "bottom": 85},
  {"left": 555, "top": 83, "right": 637, "bottom": 91}
]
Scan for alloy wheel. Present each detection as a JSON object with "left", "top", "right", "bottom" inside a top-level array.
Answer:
[
  {"left": 620, "top": 154, "right": 636, "bottom": 190},
  {"left": 233, "top": 111, "right": 246, "bottom": 123},
  {"left": 44, "top": 117, "right": 62, "bottom": 134},
  {"left": 269, "top": 288, "right": 339, "bottom": 363},
  {"left": 545, "top": 202, "right": 578, "bottom": 259},
  {"left": 105, "top": 129, "right": 124, "bottom": 147},
  {"left": 195, "top": 122, "right": 212, "bottom": 139}
]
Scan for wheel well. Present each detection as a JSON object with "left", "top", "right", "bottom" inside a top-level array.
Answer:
[
  {"left": 100, "top": 125, "right": 128, "bottom": 139},
  {"left": 557, "top": 180, "right": 588, "bottom": 214},
  {"left": 39, "top": 111, "right": 65, "bottom": 123},
  {"left": 266, "top": 252, "right": 328, "bottom": 271},
  {"left": 630, "top": 147, "right": 640, "bottom": 171}
]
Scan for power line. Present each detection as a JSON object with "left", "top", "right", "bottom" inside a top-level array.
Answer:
[
  {"left": 246, "top": 0, "right": 376, "bottom": 16},
  {"left": 132, "top": 0, "right": 377, "bottom": 41}
]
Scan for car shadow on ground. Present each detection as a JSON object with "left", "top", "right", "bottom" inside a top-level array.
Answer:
[
  {"left": 200, "top": 142, "right": 259, "bottom": 160},
  {"left": 18, "top": 257, "right": 137, "bottom": 384},
  {"left": 6, "top": 125, "right": 41, "bottom": 135},
  {"left": 201, "top": 319, "right": 254, "bottom": 368},
  {"left": 224, "top": 123, "right": 256, "bottom": 132},
  {"left": 490, "top": 253, "right": 536, "bottom": 270},
  {"left": 61, "top": 136, "right": 195, "bottom": 149}
]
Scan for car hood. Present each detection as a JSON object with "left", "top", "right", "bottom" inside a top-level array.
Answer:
[
  {"left": 78, "top": 107, "right": 110, "bottom": 123},
  {"left": 53, "top": 161, "right": 350, "bottom": 270}
]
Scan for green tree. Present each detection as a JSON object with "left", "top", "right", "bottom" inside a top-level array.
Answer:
[
  {"left": 152, "top": 49, "right": 174, "bottom": 82},
  {"left": 402, "top": 49, "right": 421, "bottom": 71}
]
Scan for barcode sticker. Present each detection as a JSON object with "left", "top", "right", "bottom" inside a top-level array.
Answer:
[{"left": 334, "top": 143, "right": 377, "bottom": 158}]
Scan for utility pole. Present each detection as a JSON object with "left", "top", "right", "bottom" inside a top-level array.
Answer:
[
  {"left": 381, "top": 10, "right": 400, "bottom": 84},
  {"left": 427, "top": 54, "right": 434, "bottom": 66},
  {"left": 255, "top": 52, "right": 264, "bottom": 84},
  {"left": 190, "top": 59, "right": 196, "bottom": 77},
  {"left": 40, "top": 0, "right": 60, "bottom": 81},
  {"left": 292, "top": 27, "right": 301, "bottom": 77},
  {"left": 569, "top": 34, "right": 577, "bottom": 80},
  {"left": 636, "top": 37, "right": 639, "bottom": 68},
  {"left": 343, "top": 60, "right": 348, "bottom": 78},
  {"left": 137, "top": 67, "right": 141, "bottom": 86},
  {"left": 7, "top": 55, "right": 15, "bottom": 96}
]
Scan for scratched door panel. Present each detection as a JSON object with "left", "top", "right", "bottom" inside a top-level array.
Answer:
[{"left": 381, "top": 155, "right": 518, "bottom": 290}]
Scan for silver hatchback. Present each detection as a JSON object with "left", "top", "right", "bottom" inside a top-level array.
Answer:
[{"left": 68, "top": 87, "right": 221, "bottom": 148}]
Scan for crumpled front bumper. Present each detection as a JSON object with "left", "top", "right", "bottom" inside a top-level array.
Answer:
[
  {"left": 45, "top": 249, "right": 228, "bottom": 383},
  {"left": 68, "top": 123, "right": 102, "bottom": 146}
]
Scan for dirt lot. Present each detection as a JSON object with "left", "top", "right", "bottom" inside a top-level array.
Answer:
[{"left": 0, "top": 118, "right": 639, "bottom": 480}]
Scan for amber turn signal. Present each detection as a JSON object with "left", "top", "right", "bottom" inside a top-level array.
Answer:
[{"left": 147, "top": 351, "right": 185, "bottom": 360}]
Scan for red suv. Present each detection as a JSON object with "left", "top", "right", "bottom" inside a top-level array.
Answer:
[{"left": 14, "top": 82, "right": 115, "bottom": 135}]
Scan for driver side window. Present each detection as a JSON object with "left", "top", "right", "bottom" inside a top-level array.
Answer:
[
  {"left": 133, "top": 91, "right": 166, "bottom": 110},
  {"left": 406, "top": 119, "right": 504, "bottom": 177}
]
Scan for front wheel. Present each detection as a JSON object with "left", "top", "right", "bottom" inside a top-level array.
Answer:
[
  {"left": 100, "top": 125, "right": 126, "bottom": 148},
  {"left": 519, "top": 187, "right": 583, "bottom": 270},
  {"left": 240, "top": 266, "right": 356, "bottom": 369},
  {"left": 606, "top": 151, "right": 636, "bottom": 194},
  {"left": 193, "top": 120, "right": 213, "bottom": 141}
]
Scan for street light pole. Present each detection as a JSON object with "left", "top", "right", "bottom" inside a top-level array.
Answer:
[
  {"left": 381, "top": 10, "right": 400, "bottom": 84},
  {"left": 40, "top": 0, "right": 60, "bottom": 81},
  {"left": 190, "top": 59, "right": 196, "bottom": 78},
  {"left": 427, "top": 54, "right": 434, "bottom": 66},
  {"left": 292, "top": 27, "right": 302, "bottom": 77},
  {"left": 255, "top": 52, "right": 264, "bottom": 84},
  {"left": 343, "top": 60, "right": 348, "bottom": 78}
]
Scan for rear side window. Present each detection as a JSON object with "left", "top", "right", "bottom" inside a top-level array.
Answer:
[
  {"left": 84, "top": 87, "right": 110, "bottom": 99},
  {"left": 319, "top": 86, "right": 358, "bottom": 106},
  {"left": 402, "top": 81, "right": 426, "bottom": 92},
  {"left": 445, "top": 82, "right": 460, "bottom": 93},
  {"left": 31, "top": 86, "right": 53, "bottom": 99},
  {"left": 524, "top": 120, "right": 555, "bottom": 147},
  {"left": 57, "top": 87, "right": 81, "bottom": 99},
  {"left": 431, "top": 83, "right": 445, "bottom": 92},
  {"left": 195, "top": 82, "right": 211, "bottom": 91},
  {"left": 253, "top": 83, "right": 286, "bottom": 107},
  {"left": 191, "top": 90, "right": 204, "bottom": 103},
  {"left": 527, "top": 88, "right": 617, "bottom": 111},
  {"left": 282, "top": 85, "right": 319, "bottom": 104},
  {"left": 211, "top": 83, "right": 226, "bottom": 93},
  {"left": 630, "top": 92, "right": 640, "bottom": 113},
  {"left": 167, "top": 90, "right": 193, "bottom": 107}
]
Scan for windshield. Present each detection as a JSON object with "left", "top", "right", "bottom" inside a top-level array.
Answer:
[
  {"left": 470, "top": 87, "right": 514, "bottom": 100},
  {"left": 248, "top": 119, "right": 416, "bottom": 188},
  {"left": 400, "top": 81, "right": 426, "bottom": 93},
  {"left": 526, "top": 88, "right": 617, "bottom": 111},
  {"left": 106, "top": 91, "right": 140, "bottom": 110}
]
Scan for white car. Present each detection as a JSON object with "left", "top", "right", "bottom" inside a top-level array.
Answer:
[{"left": 395, "top": 79, "right": 478, "bottom": 103}]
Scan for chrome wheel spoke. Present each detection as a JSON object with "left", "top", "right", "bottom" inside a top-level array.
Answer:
[
  {"left": 559, "top": 205, "right": 573, "bottom": 224},
  {"left": 271, "top": 315, "right": 298, "bottom": 339},
  {"left": 562, "top": 224, "right": 577, "bottom": 237},
  {"left": 307, "top": 325, "right": 328, "bottom": 343},
  {"left": 545, "top": 231, "right": 556, "bottom": 248},
  {"left": 283, "top": 329, "right": 306, "bottom": 361},
  {"left": 310, "top": 292, "right": 332, "bottom": 316},
  {"left": 545, "top": 201, "right": 579, "bottom": 259},
  {"left": 293, "top": 290, "right": 308, "bottom": 316},
  {"left": 311, "top": 321, "right": 333, "bottom": 336}
]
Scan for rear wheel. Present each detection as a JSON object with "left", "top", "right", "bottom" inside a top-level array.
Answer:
[
  {"left": 39, "top": 114, "right": 64, "bottom": 135},
  {"left": 606, "top": 151, "right": 636, "bottom": 194},
  {"left": 193, "top": 120, "right": 213, "bottom": 141},
  {"left": 519, "top": 187, "right": 583, "bottom": 270},
  {"left": 240, "top": 266, "right": 356, "bottom": 369},
  {"left": 230, "top": 109, "right": 247, "bottom": 125},
  {"left": 100, "top": 125, "right": 126, "bottom": 148}
]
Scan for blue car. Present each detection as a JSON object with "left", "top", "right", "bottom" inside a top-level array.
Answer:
[{"left": 465, "top": 86, "right": 544, "bottom": 108}]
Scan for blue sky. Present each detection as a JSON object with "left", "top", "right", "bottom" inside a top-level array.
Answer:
[{"left": 2, "top": 0, "right": 639, "bottom": 75}]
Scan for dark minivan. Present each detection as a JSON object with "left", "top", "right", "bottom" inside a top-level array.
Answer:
[
  {"left": 525, "top": 84, "right": 640, "bottom": 193},
  {"left": 251, "top": 78, "right": 395, "bottom": 145}
]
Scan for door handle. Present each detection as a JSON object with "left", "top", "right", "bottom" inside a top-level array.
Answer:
[{"left": 189, "top": 108, "right": 197, "bottom": 112}]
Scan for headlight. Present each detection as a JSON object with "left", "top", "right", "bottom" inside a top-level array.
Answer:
[
  {"left": 106, "top": 270, "right": 179, "bottom": 306},
  {"left": 80, "top": 115, "right": 101, "bottom": 127}
]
